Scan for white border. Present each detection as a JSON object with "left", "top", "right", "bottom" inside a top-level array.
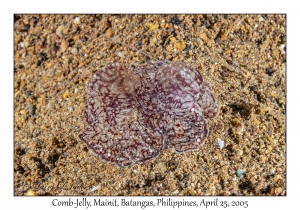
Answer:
[{"left": 2, "top": 0, "right": 297, "bottom": 209}]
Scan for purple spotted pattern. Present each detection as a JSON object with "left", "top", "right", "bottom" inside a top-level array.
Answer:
[{"left": 78, "top": 61, "right": 218, "bottom": 167}]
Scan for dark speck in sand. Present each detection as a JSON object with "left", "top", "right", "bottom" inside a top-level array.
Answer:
[
  {"left": 171, "top": 16, "right": 181, "bottom": 25},
  {"left": 266, "top": 68, "right": 276, "bottom": 76}
]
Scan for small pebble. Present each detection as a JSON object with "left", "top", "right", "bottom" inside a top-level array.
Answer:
[
  {"left": 87, "top": 186, "right": 99, "bottom": 195},
  {"left": 61, "top": 40, "right": 68, "bottom": 52},
  {"left": 73, "top": 17, "right": 81, "bottom": 24},
  {"left": 56, "top": 25, "right": 64, "bottom": 38},
  {"left": 39, "top": 53, "right": 47, "bottom": 61},
  {"left": 171, "top": 16, "right": 181, "bottom": 25},
  {"left": 28, "top": 104, "right": 36, "bottom": 116},
  {"left": 63, "top": 92, "right": 68, "bottom": 99},
  {"left": 147, "top": 23, "right": 159, "bottom": 30},
  {"left": 117, "top": 52, "right": 124, "bottom": 58},
  {"left": 275, "top": 187, "right": 282, "bottom": 195},
  {"left": 279, "top": 44, "right": 286, "bottom": 54},
  {"left": 136, "top": 40, "right": 142, "bottom": 46},
  {"left": 269, "top": 168, "right": 276, "bottom": 175},
  {"left": 26, "top": 189, "right": 38, "bottom": 196},
  {"left": 249, "top": 85, "right": 257, "bottom": 92},
  {"left": 274, "top": 174, "right": 281, "bottom": 181},
  {"left": 232, "top": 60, "right": 239, "bottom": 66},
  {"left": 19, "top": 42, "right": 24, "bottom": 48},
  {"left": 236, "top": 150, "right": 243, "bottom": 156},
  {"left": 184, "top": 44, "right": 191, "bottom": 52},
  {"left": 266, "top": 68, "right": 275, "bottom": 76},
  {"left": 217, "top": 138, "right": 224, "bottom": 148},
  {"left": 148, "top": 172, "right": 155, "bottom": 180},
  {"left": 71, "top": 48, "right": 78, "bottom": 55},
  {"left": 236, "top": 169, "right": 246, "bottom": 178},
  {"left": 174, "top": 42, "right": 186, "bottom": 51},
  {"left": 105, "top": 28, "right": 114, "bottom": 38},
  {"left": 172, "top": 190, "right": 179, "bottom": 195},
  {"left": 26, "top": 90, "right": 33, "bottom": 96}
]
